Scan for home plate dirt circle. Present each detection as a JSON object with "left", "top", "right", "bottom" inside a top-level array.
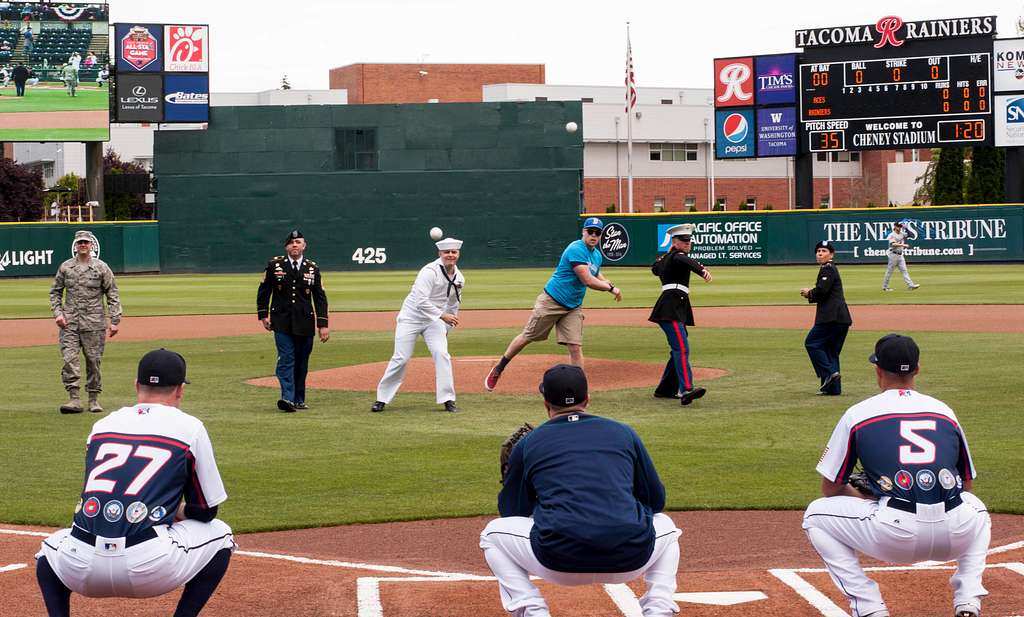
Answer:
[{"left": 246, "top": 354, "right": 728, "bottom": 393}]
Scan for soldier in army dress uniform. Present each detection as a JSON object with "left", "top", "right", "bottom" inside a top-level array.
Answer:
[
  {"left": 49, "top": 230, "right": 122, "bottom": 414},
  {"left": 257, "top": 230, "right": 330, "bottom": 413}
]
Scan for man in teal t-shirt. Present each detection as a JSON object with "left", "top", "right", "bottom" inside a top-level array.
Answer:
[{"left": 484, "top": 218, "right": 622, "bottom": 391}]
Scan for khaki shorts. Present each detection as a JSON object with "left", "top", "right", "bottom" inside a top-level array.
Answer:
[{"left": 520, "top": 292, "right": 584, "bottom": 345}]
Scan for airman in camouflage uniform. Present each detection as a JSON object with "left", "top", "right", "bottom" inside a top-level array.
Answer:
[{"left": 49, "top": 230, "right": 122, "bottom": 414}]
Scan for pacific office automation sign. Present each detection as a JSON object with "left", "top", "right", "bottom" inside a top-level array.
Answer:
[{"left": 795, "top": 15, "right": 996, "bottom": 48}]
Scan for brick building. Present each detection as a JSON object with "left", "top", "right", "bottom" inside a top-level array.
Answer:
[{"left": 328, "top": 63, "right": 545, "bottom": 104}]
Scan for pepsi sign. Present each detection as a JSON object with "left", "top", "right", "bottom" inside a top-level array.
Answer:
[
  {"left": 715, "top": 109, "right": 755, "bottom": 159},
  {"left": 995, "top": 95, "right": 1024, "bottom": 147},
  {"left": 755, "top": 54, "right": 796, "bottom": 105},
  {"left": 714, "top": 57, "right": 754, "bottom": 107}
]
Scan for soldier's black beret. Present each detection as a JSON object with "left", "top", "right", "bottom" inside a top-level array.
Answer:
[{"left": 284, "top": 230, "right": 304, "bottom": 244}]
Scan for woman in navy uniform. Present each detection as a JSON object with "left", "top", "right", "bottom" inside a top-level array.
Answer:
[
  {"left": 257, "top": 230, "right": 330, "bottom": 412},
  {"left": 800, "top": 240, "right": 852, "bottom": 396},
  {"left": 649, "top": 223, "right": 713, "bottom": 406}
]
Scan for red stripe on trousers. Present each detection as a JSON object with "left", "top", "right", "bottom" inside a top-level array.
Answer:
[{"left": 672, "top": 321, "right": 692, "bottom": 390}]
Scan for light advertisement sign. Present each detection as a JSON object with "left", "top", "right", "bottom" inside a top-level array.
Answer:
[
  {"left": 994, "top": 94, "right": 1024, "bottom": 147},
  {"left": 754, "top": 54, "right": 796, "bottom": 105},
  {"left": 714, "top": 57, "right": 754, "bottom": 107},
  {"left": 715, "top": 109, "right": 755, "bottom": 159},
  {"left": 116, "top": 23, "right": 163, "bottom": 72},
  {"left": 756, "top": 107, "right": 797, "bottom": 157},
  {"left": 993, "top": 38, "right": 1024, "bottom": 93},
  {"left": 163, "top": 75, "right": 209, "bottom": 122},
  {"left": 164, "top": 25, "right": 209, "bottom": 72}
]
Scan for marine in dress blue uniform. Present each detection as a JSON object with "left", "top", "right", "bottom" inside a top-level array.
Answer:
[
  {"left": 649, "top": 223, "right": 713, "bottom": 406},
  {"left": 801, "top": 240, "right": 852, "bottom": 395},
  {"left": 256, "top": 230, "right": 330, "bottom": 412},
  {"left": 480, "top": 364, "right": 681, "bottom": 617}
]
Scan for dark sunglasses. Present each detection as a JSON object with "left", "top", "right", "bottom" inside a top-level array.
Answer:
[{"left": 584, "top": 228, "right": 602, "bottom": 236}]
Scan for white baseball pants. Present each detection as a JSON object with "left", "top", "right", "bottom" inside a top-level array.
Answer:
[
  {"left": 376, "top": 318, "right": 455, "bottom": 404},
  {"left": 883, "top": 252, "right": 915, "bottom": 288},
  {"left": 480, "top": 514, "right": 681, "bottom": 617},
  {"left": 37, "top": 519, "right": 235, "bottom": 598},
  {"left": 803, "top": 493, "right": 990, "bottom": 617}
]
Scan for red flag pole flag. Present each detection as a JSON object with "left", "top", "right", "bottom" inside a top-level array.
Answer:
[{"left": 625, "top": 23, "right": 635, "bottom": 214}]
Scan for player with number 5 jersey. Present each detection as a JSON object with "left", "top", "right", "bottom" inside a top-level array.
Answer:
[
  {"left": 803, "top": 334, "right": 991, "bottom": 617},
  {"left": 36, "top": 349, "right": 235, "bottom": 617}
]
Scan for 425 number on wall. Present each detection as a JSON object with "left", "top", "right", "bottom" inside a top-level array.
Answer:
[{"left": 351, "top": 247, "right": 387, "bottom": 264}]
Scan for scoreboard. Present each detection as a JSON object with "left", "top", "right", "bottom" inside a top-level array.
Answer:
[{"left": 799, "top": 39, "right": 993, "bottom": 151}]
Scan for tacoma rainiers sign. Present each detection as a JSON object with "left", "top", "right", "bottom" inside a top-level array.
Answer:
[{"left": 795, "top": 15, "right": 995, "bottom": 48}]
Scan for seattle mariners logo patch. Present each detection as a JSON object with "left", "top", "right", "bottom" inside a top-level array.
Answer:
[
  {"left": 103, "top": 500, "right": 124, "bottom": 523},
  {"left": 83, "top": 497, "right": 101, "bottom": 518}
]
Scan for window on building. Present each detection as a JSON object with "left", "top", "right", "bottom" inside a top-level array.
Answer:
[
  {"left": 684, "top": 195, "right": 696, "bottom": 209},
  {"left": 820, "top": 195, "right": 831, "bottom": 208},
  {"left": 653, "top": 197, "right": 666, "bottom": 213},
  {"left": 133, "top": 157, "right": 153, "bottom": 171},
  {"left": 581, "top": 97, "right": 594, "bottom": 103},
  {"left": 335, "top": 128, "right": 378, "bottom": 171},
  {"left": 650, "top": 142, "right": 698, "bottom": 162},
  {"left": 745, "top": 196, "right": 757, "bottom": 209},
  {"left": 661, "top": 99, "right": 673, "bottom": 105},
  {"left": 715, "top": 197, "right": 727, "bottom": 211},
  {"left": 534, "top": 96, "right": 548, "bottom": 102},
  {"left": 911, "top": 148, "right": 921, "bottom": 162},
  {"left": 816, "top": 151, "right": 861, "bottom": 163}
]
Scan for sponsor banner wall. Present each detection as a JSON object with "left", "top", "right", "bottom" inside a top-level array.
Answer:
[
  {"left": 0, "top": 224, "right": 159, "bottom": 278},
  {"left": 164, "top": 75, "right": 209, "bottom": 122},
  {"left": 715, "top": 109, "right": 755, "bottom": 159},
  {"left": 164, "top": 25, "right": 209, "bottom": 72},
  {"left": 995, "top": 94, "right": 1024, "bottom": 147},
  {"left": 115, "top": 24, "right": 163, "bottom": 72},
  {"left": 117, "top": 74, "right": 163, "bottom": 122},
  {"left": 588, "top": 205, "right": 1024, "bottom": 266},
  {"left": 993, "top": 38, "right": 1024, "bottom": 93}
]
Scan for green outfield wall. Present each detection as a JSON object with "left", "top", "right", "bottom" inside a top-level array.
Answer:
[
  {"left": 154, "top": 101, "right": 584, "bottom": 273},
  {"left": 589, "top": 204, "right": 1024, "bottom": 266},
  {"left": 0, "top": 222, "right": 159, "bottom": 278}
]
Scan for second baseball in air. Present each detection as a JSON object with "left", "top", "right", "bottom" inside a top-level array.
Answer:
[
  {"left": 565, "top": 121, "right": 578, "bottom": 133},
  {"left": 430, "top": 227, "right": 444, "bottom": 240}
]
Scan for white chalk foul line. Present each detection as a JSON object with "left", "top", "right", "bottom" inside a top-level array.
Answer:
[
  {"left": 0, "top": 528, "right": 48, "bottom": 538},
  {"left": 1, "top": 563, "right": 27, "bottom": 573},
  {"left": 235, "top": 550, "right": 487, "bottom": 579},
  {"left": 604, "top": 584, "right": 643, "bottom": 617},
  {"left": 769, "top": 568, "right": 849, "bottom": 617}
]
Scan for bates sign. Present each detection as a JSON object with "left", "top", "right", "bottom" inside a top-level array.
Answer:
[
  {"left": 164, "top": 25, "right": 208, "bottom": 72},
  {"left": 121, "top": 25, "right": 160, "bottom": 70}
]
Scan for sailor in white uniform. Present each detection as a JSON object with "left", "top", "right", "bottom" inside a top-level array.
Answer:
[{"left": 372, "top": 238, "right": 465, "bottom": 413}]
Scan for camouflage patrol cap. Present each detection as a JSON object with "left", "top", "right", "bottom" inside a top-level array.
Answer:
[{"left": 73, "top": 230, "right": 96, "bottom": 244}]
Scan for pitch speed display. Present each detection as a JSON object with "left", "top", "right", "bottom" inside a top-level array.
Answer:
[{"left": 799, "top": 43, "right": 992, "bottom": 150}]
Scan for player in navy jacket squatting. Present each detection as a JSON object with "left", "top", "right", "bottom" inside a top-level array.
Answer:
[{"left": 480, "top": 364, "right": 682, "bottom": 617}]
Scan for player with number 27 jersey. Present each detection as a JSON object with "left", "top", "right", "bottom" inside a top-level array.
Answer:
[
  {"left": 75, "top": 403, "right": 227, "bottom": 538},
  {"left": 817, "top": 388, "right": 975, "bottom": 506}
]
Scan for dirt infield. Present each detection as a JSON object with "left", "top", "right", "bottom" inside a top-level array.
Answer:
[
  {"left": 0, "top": 109, "right": 107, "bottom": 129},
  {"left": 246, "top": 354, "right": 728, "bottom": 394},
  {"left": 3, "top": 304, "right": 1022, "bottom": 348},
  {"left": 3, "top": 513, "right": 1022, "bottom": 616}
]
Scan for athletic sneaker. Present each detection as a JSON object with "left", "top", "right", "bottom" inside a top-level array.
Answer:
[
  {"left": 484, "top": 364, "right": 502, "bottom": 391},
  {"left": 954, "top": 604, "right": 980, "bottom": 617},
  {"left": 909, "top": 283, "right": 921, "bottom": 290},
  {"left": 882, "top": 287, "right": 894, "bottom": 292}
]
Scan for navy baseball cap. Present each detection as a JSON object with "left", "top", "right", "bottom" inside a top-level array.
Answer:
[
  {"left": 582, "top": 217, "right": 605, "bottom": 231},
  {"left": 814, "top": 240, "right": 835, "bottom": 253},
  {"left": 869, "top": 334, "right": 920, "bottom": 374},
  {"left": 539, "top": 364, "right": 588, "bottom": 407},
  {"left": 137, "top": 349, "right": 190, "bottom": 386}
]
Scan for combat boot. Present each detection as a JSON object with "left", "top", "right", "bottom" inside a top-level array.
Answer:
[
  {"left": 88, "top": 393, "right": 103, "bottom": 413},
  {"left": 60, "top": 388, "right": 83, "bottom": 414}
]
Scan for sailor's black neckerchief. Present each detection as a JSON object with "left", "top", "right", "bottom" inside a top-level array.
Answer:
[{"left": 438, "top": 264, "right": 460, "bottom": 302}]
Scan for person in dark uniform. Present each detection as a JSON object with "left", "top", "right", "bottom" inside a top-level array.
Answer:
[
  {"left": 800, "top": 240, "right": 852, "bottom": 396},
  {"left": 649, "top": 223, "right": 713, "bottom": 406},
  {"left": 257, "top": 230, "right": 330, "bottom": 413}
]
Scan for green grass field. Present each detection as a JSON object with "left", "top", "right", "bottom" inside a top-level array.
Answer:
[
  {"left": 1, "top": 266, "right": 1021, "bottom": 532},
  {"left": 3, "top": 263, "right": 1023, "bottom": 319},
  {"left": 0, "top": 84, "right": 108, "bottom": 112}
]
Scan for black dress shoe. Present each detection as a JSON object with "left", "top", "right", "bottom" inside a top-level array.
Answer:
[
  {"left": 680, "top": 388, "right": 707, "bottom": 406},
  {"left": 819, "top": 372, "right": 841, "bottom": 393},
  {"left": 443, "top": 400, "right": 459, "bottom": 413},
  {"left": 653, "top": 392, "right": 680, "bottom": 399},
  {"left": 294, "top": 402, "right": 309, "bottom": 410},
  {"left": 277, "top": 399, "right": 297, "bottom": 413},
  {"left": 370, "top": 401, "right": 386, "bottom": 413}
]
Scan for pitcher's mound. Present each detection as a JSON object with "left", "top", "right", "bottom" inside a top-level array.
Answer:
[{"left": 246, "top": 355, "right": 727, "bottom": 393}]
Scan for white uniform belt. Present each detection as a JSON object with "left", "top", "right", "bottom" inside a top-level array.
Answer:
[{"left": 662, "top": 284, "right": 689, "bottom": 293}]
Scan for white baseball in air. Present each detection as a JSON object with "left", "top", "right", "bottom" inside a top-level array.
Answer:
[
  {"left": 565, "top": 121, "right": 578, "bottom": 133},
  {"left": 430, "top": 227, "right": 444, "bottom": 241}
]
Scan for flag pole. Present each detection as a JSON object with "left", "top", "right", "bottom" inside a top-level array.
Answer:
[{"left": 625, "top": 22, "right": 634, "bottom": 214}]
